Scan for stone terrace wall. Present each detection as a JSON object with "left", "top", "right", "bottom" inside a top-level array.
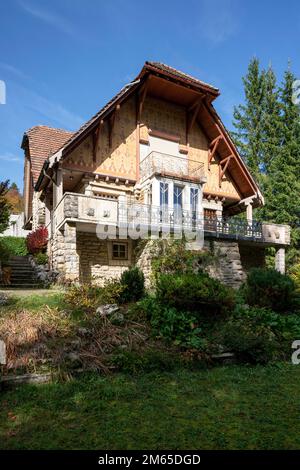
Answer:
[{"left": 136, "top": 238, "right": 266, "bottom": 289}]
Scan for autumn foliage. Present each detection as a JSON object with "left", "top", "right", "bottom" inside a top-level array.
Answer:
[{"left": 26, "top": 226, "right": 48, "bottom": 254}]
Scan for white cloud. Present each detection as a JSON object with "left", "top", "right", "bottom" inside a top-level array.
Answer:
[
  {"left": 198, "top": 0, "right": 239, "bottom": 45},
  {"left": 25, "top": 88, "right": 84, "bottom": 130},
  {"left": 0, "top": 153, "right": 22, "bottom": 163},
  {"left": 19, "top": 1, "right": 74, "bottom": 36},
  {"left": 0, "top": 62, "right": 30, "bottom": 81}
]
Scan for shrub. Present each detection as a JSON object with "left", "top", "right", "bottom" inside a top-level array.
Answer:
[
  {"left": 34, "top": 252, "right": 48, "bottom": 265},
  {"left": 233, "top": 304, "right": 300, "bottom": 343},
  {"left": 26, "top": 226, "right": 48, "bottom": 254},
  {"left": 241, "top": 268, "right": 298, "bottom": 313},
  {"left": 151, "top": 239, "right": 214, "bottom": 280},
  {"left": 138, "top": 296, "right": 206, "bottom": 349},
  {"left": 65, "top": 280, "right": 124, "bottom": 314},
  {"left": 120, "top": 267, "right": 145, "bottom": 303},
  {"left": 156, "top": 271, "right": 235, "bottom": 317},
  {"left": 0, "top": 236, "right": 27, "bottom": 258},
  {"left": 290, "top": 264, "right": 300, "bottom": 293},
  {"left": 221, "top": 317, "right": 281, "bottom": 364}
]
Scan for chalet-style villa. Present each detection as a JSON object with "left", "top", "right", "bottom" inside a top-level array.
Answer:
[{"left": 22, "top": 62, "right": 290, "bottom": 287}]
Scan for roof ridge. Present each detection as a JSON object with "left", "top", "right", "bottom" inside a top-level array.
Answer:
[
  {"left": 146, "top": 61, "right": 219, "bottom": 92},
  {"left": 26, "top": 125, "right": 74, "bottom": 134}
]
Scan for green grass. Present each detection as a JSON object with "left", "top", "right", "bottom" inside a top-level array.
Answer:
[
  {"left": 1, "top": 363, "right": 300, "bottom": 450},
  {"left": 3, "top": 292, "right": 66, "bottom": 311}
]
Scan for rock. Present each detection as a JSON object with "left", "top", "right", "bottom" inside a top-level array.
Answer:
[
  {"left": 0, "top": 294, "right": 8, "bottom": 306},
  {"left": 67, "top": 352, "right": 80, "bottom": 362},
  {"left": 77, "top": 327, "right": 91, "bottom": 336},
  {"left": 96, "top": 304, "right": 119, "bottom": 316},
  {"left": 110, "top": 312, "right": 125, "bottom": 325}
]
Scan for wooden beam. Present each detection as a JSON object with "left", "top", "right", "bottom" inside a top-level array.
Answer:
[
  {"left": 219, "top": 155, "right": 233, "bottom": 187},
  {"left": 136, "top": 76, "right": 151, "bottom": 124},
  {"left": 92, "top": 119, "right": 103, "bottom": 162},
  {"left": 186, "top": 97, "right": 203, "bottom": 144},
  {"left": 108, "top": 105, "right": 120, "bottom": 147},
  {"left": 208, "top": 135, "right": 222, "bottom": 168}
]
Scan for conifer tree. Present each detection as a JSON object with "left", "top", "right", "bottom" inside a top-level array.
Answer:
[{"left": 232, "top": 58, "right": 265, "bottom": 181}]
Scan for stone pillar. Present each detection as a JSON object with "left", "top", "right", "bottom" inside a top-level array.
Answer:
[
  {"left": 245, "top": 201, "right": 253, "bottom": 223},
  {"left": 64, "top": 222, "right": 79, "bottom": 281},
  {"left": 275, "top": 247, "right": 285, "bottom": 274},
  {"left": 53, "top": 167, "right": 63, "bottom": 209}
]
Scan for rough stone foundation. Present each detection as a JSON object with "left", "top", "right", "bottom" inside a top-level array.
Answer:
[{"left": 135, "top": 238, "right": 266, "bottom": 289}]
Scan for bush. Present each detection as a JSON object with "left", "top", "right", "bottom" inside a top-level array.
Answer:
[
  {"left": 65, "top": 280, "right": 124, "bottom": 314},
  {"left": 26, "top": 226, "right": 48, "bottom": 254},
  {"left": 241, "top": 268, "right": 298, "bottom": 313},
  {"left": 120, "top": 267, "right": 145, "bottom": 303},
  {"left": 221, "top": 317, "right": 281, "bottom": 364},
  {"left": 138, "top": 296, "right": 206, "bottom": 349},
  {"left": 156, "top": 271, "right": 235, "bottom": 317},
  {"left": 232, "top": 304, "right": 300, "bottom": 343},
  {"left": 151, "top": 239, "right": 214, "bottom": 280},
  {"left": 34, "top": 252, "right": 48, "bottom": 265},
  {"left": 290, "top": 264, "right": 300, "bottom": 293},
  {"left": 0, "top": 236, "right": 27, "bottom": 259}
]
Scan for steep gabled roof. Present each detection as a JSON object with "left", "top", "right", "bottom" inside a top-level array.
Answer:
[
  {"left": 21, "top": 126, "right": 74, "bottom": 184},
  {"left": 145, "top": 61, "right": 219, "bottom": 94},
  {"left": 32, "top": 61, "right": 262, "bottom": 206}
]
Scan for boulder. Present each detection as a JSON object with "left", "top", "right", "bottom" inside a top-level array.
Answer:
[{"left": 96, "top": 304, "right": 119, "bottom": 316}]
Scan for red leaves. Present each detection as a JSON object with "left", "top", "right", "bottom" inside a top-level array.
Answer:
[{"left": 26, "top": 226, "right": 48, "bottom": 254}]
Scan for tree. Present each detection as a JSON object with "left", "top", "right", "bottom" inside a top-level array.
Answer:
[
  {"left": 232, "top": 58, "right": 266, "bottom": 181},
  {"left": 263, "top": 68, "right": 300, "bottom": 265},
  {"left": 5, "top": 182, "right": 23, "bottom": 214},
  {"left": 0, "top": 180, "right": 11, "bottom": 233}
]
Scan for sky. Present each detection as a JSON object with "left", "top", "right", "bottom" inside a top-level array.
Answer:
[{"left": 1, "top": 0, "right": 300, "bottom": 191}]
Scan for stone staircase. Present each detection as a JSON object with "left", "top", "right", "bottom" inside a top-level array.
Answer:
[{"left": 1, "top": 256, "right": 42, "bottom": 289}]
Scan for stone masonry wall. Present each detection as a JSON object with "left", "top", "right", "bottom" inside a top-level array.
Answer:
[
  {"left": 135, "top": 238, "right": 266, "bottom": 289},
  {"left": 77, "top": 232, "right": 132, "bottom": 285}
]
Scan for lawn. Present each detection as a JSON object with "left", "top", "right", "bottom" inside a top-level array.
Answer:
[{"left": 1, "top": 364, "right": 300, "bottom": 450}]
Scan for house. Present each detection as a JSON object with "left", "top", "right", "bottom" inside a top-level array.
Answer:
[
  {"left": 21, "top": 62, "right": 290, "bottom": 287},
  {"left": 0, "top": 213, "right": 29, "bottom": 238}
]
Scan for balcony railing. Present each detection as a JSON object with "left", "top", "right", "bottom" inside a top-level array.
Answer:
[
  {"left": 140, "top": 151, "right": 205, "bottom": 182},
  {"left": 53, "top": 192, "right": 118, "bottom": 231},
  {"left": 119, "top": 204, "right": 290, "bottom": 245},
  {"left": 51, "top": 196, "right": 290, "bottom": 246}
]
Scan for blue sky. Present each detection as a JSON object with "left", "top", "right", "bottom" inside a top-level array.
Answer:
[{"left": 1, "top": 0, "right": 300, "bottom": 191}]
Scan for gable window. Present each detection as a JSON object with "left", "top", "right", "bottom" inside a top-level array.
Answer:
[{"left": 112, "top": 242, "right": 128, "bottom": 260}]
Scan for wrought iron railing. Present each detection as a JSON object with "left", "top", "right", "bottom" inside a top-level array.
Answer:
[
  {"left": 140, "top": 151, "right": 204, "bottom": 181},
  {"left": 119, "top": 203, "right": 263, "bottom": 240}
]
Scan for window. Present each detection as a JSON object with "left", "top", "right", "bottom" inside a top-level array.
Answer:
[
  {"left": 160, "top": 182, "right": 169, "bottom": 207},
  {"left": 112, "top": 243, "right": 128, "bottom": 260},
  {"left": 173, "top": 185, "right": 183, "bottom": 208},
  {"left": 190, "top": 188, "right": 198, "bottom": 217},
  {"left": 204, "top": 209, "right": 218, "bottom": 231}
]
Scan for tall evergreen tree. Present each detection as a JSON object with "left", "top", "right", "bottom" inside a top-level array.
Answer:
[
  {"left": 260, "top": 66, "right": 282, "bottom": 175},
  {"left": 232, "top": 58, "right": 265, "bottom": 181},
  {"left": 263, "top": 67, "right": 300, "bottom": 265}
]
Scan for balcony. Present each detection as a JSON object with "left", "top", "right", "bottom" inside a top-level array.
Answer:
[
  {"left": 139, "top": 151, "right": 205, "bottom": 183},
  {"left": 51, "top": 195, "right": 290, "bottom": 247},
  {"left": 53, "top": 193, "right": 118, "bottom": 231},
  {"left": 119, "top": 204, "right": 290, "bottom": 246}
]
